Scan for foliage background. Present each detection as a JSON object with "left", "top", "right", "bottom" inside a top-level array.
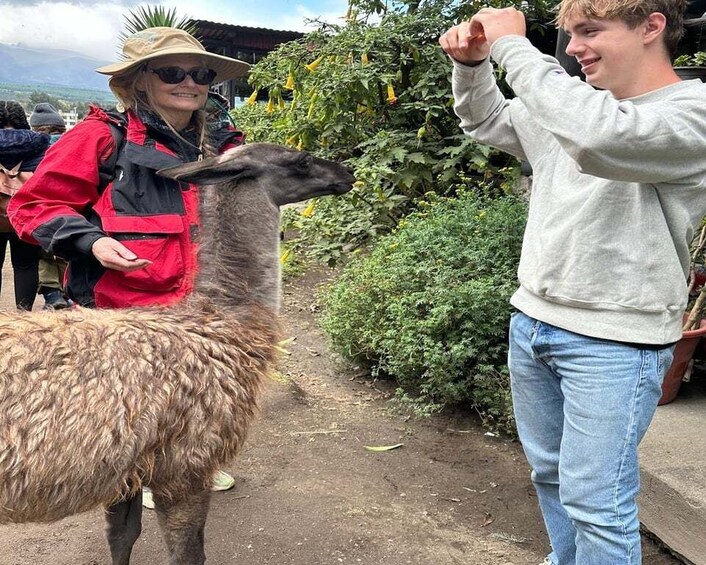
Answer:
[
  {"left": 233, "top": 0, "right": 552, "bottom": 265},
  {"left": 319, "top": 191, "right": 527, "bottom": 433},
  {"left": 230, "top": 0, "right": 555, "bottom": 431}
]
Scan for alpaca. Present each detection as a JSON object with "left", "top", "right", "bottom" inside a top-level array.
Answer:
[{"left": 0, "top": 143, "right": 355, "bottom": 564}]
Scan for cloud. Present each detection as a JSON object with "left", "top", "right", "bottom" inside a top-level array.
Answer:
[
  {"left": 1, "top": 0, "right": 140, "bottom": 5},
  {"left": 0, "top": 0, "right": 349, "bottom": 61},
  {"left": 0, "top": 2, "right": 125, "bottom": 60}
]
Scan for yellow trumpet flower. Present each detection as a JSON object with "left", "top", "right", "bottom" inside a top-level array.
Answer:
[
  {"left": 278, "top": 95, "right": 285, "bottom": 110},
  {"left": 266, "top": 98, "right": 275, "bottom": 113},
  {"left": 284, "top": 71, "right": 295, "bottom": 90},
  {"left": 386, "top": 84, "right": 398, "bottom": 104},
  {"left": 300, "top": 199, "right": 316, "bottom": 218},
  {"left": 305, "top": 56, "right": 324, "bottom": 72},
  {"left": 246, "top": 90, "right": 258, "bottom": 105},
  {"left": 361, "top": 53, "right": 369, "bottom": 65}
]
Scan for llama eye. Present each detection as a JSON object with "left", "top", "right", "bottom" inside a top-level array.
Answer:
[{"left": 297, "top": 155, "right": 312, "bottom": 171}]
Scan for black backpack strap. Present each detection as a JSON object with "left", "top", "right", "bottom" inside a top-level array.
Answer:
[{"left": 97, "top": 112, "right": 127, "bottom": 192}]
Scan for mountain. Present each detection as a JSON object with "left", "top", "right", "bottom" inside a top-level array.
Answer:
[{"left": 0, "top": 43, "right": 112, "bottom": 92}]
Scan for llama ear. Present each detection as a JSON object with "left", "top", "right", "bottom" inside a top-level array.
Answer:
[{"left": 158, "top": 154, "right": 252, "bottom": 185}]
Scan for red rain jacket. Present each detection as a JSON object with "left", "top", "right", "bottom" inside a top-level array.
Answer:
[{"left": 9, "top": 105, "right": 242, "bottom": 308}]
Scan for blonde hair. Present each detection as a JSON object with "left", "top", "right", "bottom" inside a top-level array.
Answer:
[
  {"left": 108, "top": 66, "right": 213, "bottom": 157},
  {"left": 556, "top": 0, "right": 688, "bottom": 55}
]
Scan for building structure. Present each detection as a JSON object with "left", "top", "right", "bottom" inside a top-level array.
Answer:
[
  {"left": 60, "top": 109, "right": 79, "bottom": 130},
  {"left": 191, "top": 20, "right": 304, "bottom": 107}
]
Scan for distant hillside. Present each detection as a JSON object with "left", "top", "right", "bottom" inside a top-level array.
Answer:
[
  {"left": 0, "top": 43, "right": 112, "bottom": 92},
  {"left": 0, "top": 82, "right": 116, "bottom": 107}
]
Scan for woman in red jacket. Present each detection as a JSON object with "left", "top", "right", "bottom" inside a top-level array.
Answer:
[
  {"left": 8, "top": 26, "right": 249, "bottom": 498},
  {"left": 10, "top": 27, "right": 247, "bottom": 309}
]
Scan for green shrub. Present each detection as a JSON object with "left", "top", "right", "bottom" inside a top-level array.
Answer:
[{"left": 319, "top": 189, "right": 527, "bottom": 434}]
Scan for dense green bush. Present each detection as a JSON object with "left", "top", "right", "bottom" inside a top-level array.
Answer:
[{"left": 319, "top": 189, "right": 527, "bottom": 434}]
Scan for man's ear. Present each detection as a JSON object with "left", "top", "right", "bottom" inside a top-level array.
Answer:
[{"left": 643, "top": 12, "right": 667, "bottom": 46}]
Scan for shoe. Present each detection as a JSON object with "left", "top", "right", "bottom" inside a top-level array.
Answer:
[
  {"left": 42, "top": 290, "right": 69, "bottom": 310},
  {"left": 211, "top": 470, "right": 235, "bottom": 492},
  {"left": 142, "top": 487, "right": 155, "bottom": 509}
]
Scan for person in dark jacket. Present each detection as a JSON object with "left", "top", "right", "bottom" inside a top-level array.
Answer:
[
  {"left": 0, "top": 100, "right": 48, "bottom": 310},
  {"left": 29, "top": 102, "right": 71, "bottom": 309},
  {"left": 8, "top": 27, "right": 249, "bottom": 498}
]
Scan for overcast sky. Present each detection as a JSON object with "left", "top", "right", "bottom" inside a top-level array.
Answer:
[{"left": 0, "top": 0, "right": 348, "bottom": 61}]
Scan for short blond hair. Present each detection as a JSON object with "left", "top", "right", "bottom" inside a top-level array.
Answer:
[{"left": 556, "top": 0, "right": 688, "bottom": 55}]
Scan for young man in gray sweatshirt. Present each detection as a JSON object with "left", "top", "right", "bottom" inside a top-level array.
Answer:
[{"left": 440, "top": 1, "right": 706, "bottom": 563}]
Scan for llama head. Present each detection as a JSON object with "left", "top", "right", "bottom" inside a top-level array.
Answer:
[
  {"left": 158, "top": 143, "right": 354, "bottom": 313},
  {"left": 158, "top": 143, "right": 355, "bottom": 205}
]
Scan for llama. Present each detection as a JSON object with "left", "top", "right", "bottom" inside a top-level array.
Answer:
[{"left": 0, "top": 143, "right": 355, "bottom": 564}]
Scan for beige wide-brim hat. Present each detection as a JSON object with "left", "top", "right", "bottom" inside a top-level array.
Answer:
[{"left": 96, "top": 27, "right": 249, "bottom": 81}]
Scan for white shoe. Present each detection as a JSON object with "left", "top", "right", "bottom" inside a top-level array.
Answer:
[
  {"left": 211, "top": 470, "right": 235, "bottom": 492},
  {"left": 142, "top": 487, "right": 155, "bottom": 509},
  {"left": 141, "top": 471, "right": 234, "bottom": 509}
]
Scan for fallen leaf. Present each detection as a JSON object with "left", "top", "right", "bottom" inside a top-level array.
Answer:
[
  {"left": 482, "top": 512, "right": 495, "bottom": 527},
  {"left": 364, "top": 443, "right": 404, "bottom": 452}
]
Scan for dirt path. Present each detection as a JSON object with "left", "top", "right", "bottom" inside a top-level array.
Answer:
[{"left": 0, "top": 265, "right": 681, "bottom": 564}]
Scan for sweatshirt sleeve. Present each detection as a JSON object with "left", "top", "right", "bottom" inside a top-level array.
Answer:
[
  {"left": 491, "top": 35, "right": 706, "bottom": 183},
  {"left": 451, "top": 58, "right": 528, "bottom": 161},
  {"left": 8, "top": 119, "right": 115, "bottom": 258}
]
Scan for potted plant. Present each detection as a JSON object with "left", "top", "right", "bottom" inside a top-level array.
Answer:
[
  {"left": 673, "top": 51, "right": 706, "bottom": 81},
  {"left": 673, "top": 13, "right": 706, "bottom": 81},
  {"left": 659, "top": 222, "right": 706, "bottom": 404}
]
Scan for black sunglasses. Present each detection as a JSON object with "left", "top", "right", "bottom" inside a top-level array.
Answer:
[{"left": 148, "top": 66, "right": 218, "bottom": 85}]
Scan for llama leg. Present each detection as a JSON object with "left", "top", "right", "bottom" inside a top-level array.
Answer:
[
  {"left": 105, "top": 493, "right": 143, "bottom": 565},
  {"left": 154, "top": 489, "right": 211, "bottom": 565}
]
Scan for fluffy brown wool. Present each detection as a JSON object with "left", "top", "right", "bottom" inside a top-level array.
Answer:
[{"left": 0, "top": 299, "right": 277, "bottom": 523}]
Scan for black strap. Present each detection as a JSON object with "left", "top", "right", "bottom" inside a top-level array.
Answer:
[{"left": 97, "top": 114, "right": 126, "bottom": 192}]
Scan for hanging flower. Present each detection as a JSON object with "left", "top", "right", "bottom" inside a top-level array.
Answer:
[
  {"left": 266, "top": 97, "right": 275, "bottom": 113},
  {"left": 300, "top": 199, "right": 316, "bottom": 218},
  {"left": 284, "top": 71, "right": 295, "bottom": 90},
  {"left": 305, "top": 56, "right": 324, "bottom": 72},
  {"left": 278, "top": 95, "right": 285, "bottom": 110},
  {"left": 246, "top": 90, "right": 258, "bottom": 105},
  {"left": 386, "top": 84, "right": 398, "bottom": 104},
  {"left": 361, "top": 53, "right": 369, "bottom": 65}
]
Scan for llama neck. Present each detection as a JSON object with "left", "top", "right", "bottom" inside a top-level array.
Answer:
[{"left": 194, "top": 181, "right": 281, "bottom": 314}]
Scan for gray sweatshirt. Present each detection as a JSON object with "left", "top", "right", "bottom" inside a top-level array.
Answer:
[{"left": 452, "top": 35, "right": 706, "bottom": 345}]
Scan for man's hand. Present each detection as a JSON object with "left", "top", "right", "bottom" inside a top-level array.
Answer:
[
  {"left": 439, "top": 7, "right": 526, "bottom": 65},
  {"left": 439, "top": 20, "right": 489, "bottom": 65},
  {"left": 91, "top": 236, "right": 152, "bottom": 272}
]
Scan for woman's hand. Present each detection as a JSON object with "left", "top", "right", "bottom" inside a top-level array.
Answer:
[
  {"left": 439, "top": 7, "right": 526, "bottom": 65},
  {"left": 92, "top": 236, "right": 152, "bottom": 272}
]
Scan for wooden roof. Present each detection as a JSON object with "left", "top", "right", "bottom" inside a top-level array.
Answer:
[{"left": 192, "top": 19, "right": 304, "bottom": 52}]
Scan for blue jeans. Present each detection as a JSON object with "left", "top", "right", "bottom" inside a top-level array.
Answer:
[{"left": 508, "top": 312, "right": 674, "bottom": 565}]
